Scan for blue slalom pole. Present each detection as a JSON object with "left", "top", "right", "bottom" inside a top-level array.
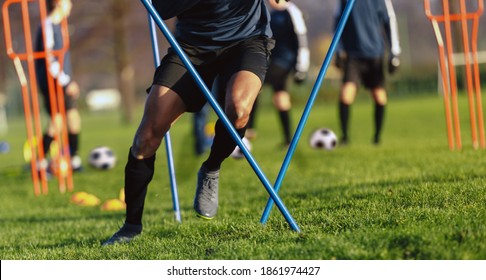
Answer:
[
  {"left": 147, "top": 4, "right": 181, "bottom": 223},
  {"left": 140, "top": 0, "right": 300, "bottom": 232},
  {"left": 260, "top": 0, "right": 356, "bottom": 224}
]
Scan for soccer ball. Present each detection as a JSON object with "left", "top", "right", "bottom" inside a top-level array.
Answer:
[
  {"left": 88, "top": 146, "right": 116, "bottom": 170},
  {"left": 230, "top": 137, "right": 251, "bottom": 159},
  {"left": 309, "top": 128, "right": 338, "bottom": 150}
]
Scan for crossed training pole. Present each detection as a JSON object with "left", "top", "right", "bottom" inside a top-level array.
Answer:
[
  {"left": 141, "top": 0, "right": 300, "bottom": 232},
  {"left": 141, "top": 0, "right": 355, "bottom": 231}
]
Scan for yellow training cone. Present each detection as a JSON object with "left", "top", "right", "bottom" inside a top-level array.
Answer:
[
  {"left": 70, "top": 192, "right": 100, "bottom": 206},
  {"left": 101, "top": 199, "right": 126, "bottom": 211},
  {"left": 70, "top": 192, "right": 89, "bottom": 204},
  {"left": 119, "top": 188, "right": 125, "bottom": 202}
]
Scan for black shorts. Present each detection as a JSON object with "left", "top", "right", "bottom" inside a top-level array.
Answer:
[
  {"left": 343, "top": 57, "right": 385, "bottom": 89},
  {"left": 40, "top": 84, "right": 77, "bottom": 116},
  {"left": 264, "top": 63, "right": 291, "bottom": 92},
  {"left": 149, "top": 36, "right": 275, "bottom": 112}
]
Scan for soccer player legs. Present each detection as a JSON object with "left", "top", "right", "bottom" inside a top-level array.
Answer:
[
  {"left": 102, "top": 41, "right": 272, "bottom": 246},
  {"left": 195, "top": 69, "right": 262, "bottom": 219},
  {"left": 338, "top": 58, "right": 387, "bottom": 145},
  {"left": 103, "top": 0, "right": 275, "bottom": 246},
  {"left": 267, "top": 64, "right": 294, "bottom": 146}
]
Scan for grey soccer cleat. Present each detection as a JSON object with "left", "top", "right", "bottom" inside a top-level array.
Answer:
[
  {"left": 194, "top": 166, "right": 220, "bottom": 219},
  {"left": 102, "top": 223, "right": 142, "bottom": 246}
]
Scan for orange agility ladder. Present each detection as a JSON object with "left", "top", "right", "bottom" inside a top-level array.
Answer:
[
  {"left": 424, "top": 0, "right": 485, "bottom": 150},
  {"left": 2, "top": 0, "right": 74, "bottom": 195}
]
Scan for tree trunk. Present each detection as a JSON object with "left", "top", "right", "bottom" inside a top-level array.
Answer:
[{"left": 112, "top": 0, "right": 135, "bottom": 124}]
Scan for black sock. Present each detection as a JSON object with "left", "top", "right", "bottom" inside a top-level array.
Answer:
[
  {"left": 68, "top": 133, "right": 79, "bottom": 156},
  {"left": 374, "top": 103, "right": 385, "bottom": 143},
  {"left": 124, "top": 148, "right": 155, "bottom": 225},
  {"left": 339, "top": 101, "right": 350, "bottom": 141},
  {"left": 278, "top": 110, "right": 291, "bottom": 144},
  {"left": 203, "top": 119, "right": 246, "bottom": 171},
  {"left": 42, "top": 134, "right": 54, "bottom": 156}
]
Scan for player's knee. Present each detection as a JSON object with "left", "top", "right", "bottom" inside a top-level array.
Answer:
[
  {"left": 234, "top": 106, "right": 251, "bottom": 129},
  {"left": 47, "top": 122, "right": 57, "bottom": 135},
  {"left": 132, "top": 137, "right": 160, "bottom": 158},
  {"left": 225, "top": 98, "right": 253, "bottom": 129},
  {"left": 67, "top": 110, "right": 81, "bottom": 133},
  {"left": 132, "top": 125, "right": 166, "bottom": 157},
  {"left": 340, "top": 83, "right": 356, "bottom": 104},
  {"left": 273, "top": 92, "right": 291, "bottom": 111},
  {"left": 340, "top": 92, "right": 355, "bottom": 105},
  {"left": 374, "top": 90, "right": 387, "bottom": 105}
]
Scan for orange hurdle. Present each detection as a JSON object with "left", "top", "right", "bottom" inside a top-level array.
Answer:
[
  {"left": 425, "top": 0, "right": 485, "bottom": 150},
  {"left": 2, "top": 0, "right": 74, "bottom": 194}
]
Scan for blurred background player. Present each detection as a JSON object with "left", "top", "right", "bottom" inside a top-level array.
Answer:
[
  {"left": 246, "top": 0, "right": 309, "bottom": 146},
  {"left": 192, "top": 74, "right": 221, "bottom": 156},
  {"left": 334, "top": 0, "right": 401, "bottom": 145},
  {"left": 34, "top": 0, "right": 82, "bottom": 170},
  {"left": 193, "top": 104, "right": 213, "bottom": 156}
]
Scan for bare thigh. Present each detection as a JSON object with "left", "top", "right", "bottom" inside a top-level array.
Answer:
[{"left": 131, "top": 85, "right": 186, "bottom": 158}]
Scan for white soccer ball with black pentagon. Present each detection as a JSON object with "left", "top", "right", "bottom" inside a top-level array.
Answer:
[
  {"left": 230, "top": 137, "right": 251, "bottom": 159},
  {"left": 309, "top": 128, "right": 338, "bottom": 150},
  {"left": 88, "top": 146, "right": 116, "bottom": 170}
]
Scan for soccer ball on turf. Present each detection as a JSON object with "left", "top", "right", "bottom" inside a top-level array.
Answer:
[
  {"left": 309, "top": 128, "right": 338, "bottom": 150},
  {"left": 88, "top": 146, "right": 116, "bottom": 170},
  {"left": 230, "top": 137, "right": 251, "bottom": 159}
]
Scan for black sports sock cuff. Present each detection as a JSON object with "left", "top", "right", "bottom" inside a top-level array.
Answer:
[
  {"left": 203, "top": 121, "right": 247, "bottom": 171},
  {"left": 42, "top": 134, "right": 54, "bottom": 154},
  {"left": 127, "top": 148, "right": 156, "bottom": 166},
  {"left": 68, "top": 133, "right": 79, "bottom": 155},
  {"left": 123, "top": 222, "right": 143, "bottom": 233}
]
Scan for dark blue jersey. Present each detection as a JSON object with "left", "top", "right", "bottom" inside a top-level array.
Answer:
[
  {"left": 336, "top": 0, "right": 400, "bottom": 59},
  {"left": 270, "top": 9, "right": 298, "bottom": 69},
  {"left": 34, "top": 20, "right": 73, "bottom": 90},
  {"left": 269, "top": 3, "right": 309, "bottom": 72},
  {"left": 154, "top": 0, "right": 272, "bottom": 50}
]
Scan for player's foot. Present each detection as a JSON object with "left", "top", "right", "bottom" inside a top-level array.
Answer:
[
  {"left": 194, "top": 165, "right": 219, "bottom": 219},
  {"left": 102, "top": 223, "right": 142, "bottom": 246},
  {"left": 373, "top": 135, "right": 380, "bottom": 145},
  {"left": 71, "top": 155, "right": 84, "bottom": 172},
  {"left": 279, "top": 142, "right": 291, "bottom": 150},
  {"left": 340, "top": 137, "right": 349, "bottom": 146},
  {"left": 26, "top": 159, "right": 52, "bottom": 180}
]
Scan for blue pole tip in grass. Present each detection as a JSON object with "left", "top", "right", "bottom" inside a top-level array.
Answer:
[{"left": 147, "top": 0, "right": 181, "bottom": 223}]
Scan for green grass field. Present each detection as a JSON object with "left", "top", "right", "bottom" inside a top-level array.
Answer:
[{"left": 1, "top": 91, "right": 485, "bottom": 260}]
